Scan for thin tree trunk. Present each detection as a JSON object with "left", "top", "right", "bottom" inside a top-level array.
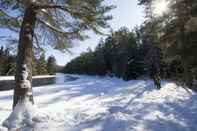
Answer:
[
  {"left": 183, "top": 63, "right": 193, "bottom": 87},
  {"left": 13, "top": 5, "right": 36, "bottom": 108}
]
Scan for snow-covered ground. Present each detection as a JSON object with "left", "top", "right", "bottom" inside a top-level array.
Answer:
[
  {"left": 0, "top": 75, "right": 56, "bottom": 81},
  {"left": 0, "top": 75, "right": 197, "bottom": 131}
]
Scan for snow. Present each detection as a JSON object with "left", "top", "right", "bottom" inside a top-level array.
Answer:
[
  {"left": 3, "top": 100, "right": 36, "bottom": 130},
  {"left": 0, "top": 75, "right": 197, "bottom": 131},
  {"left": 55, "top": 73, "right": 66, "bottom": 84},
  {"left": 20, "top": 64, "right": 31, "bottom": 89},
  {"left": 0, "top": 75, "right": 55, "bottom": 81}
]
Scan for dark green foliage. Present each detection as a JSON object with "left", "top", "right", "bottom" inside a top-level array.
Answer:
[
  {"left": 0, "top": 46, "right": 16, "bottom": 75},
  {"left": 63, "top": 27, "right": 149, "bottom": 80},
  {"left": 138, "top": 0, "right": 197, "bottom": 89},
  {"left": 0, "top": 0, "right": 114, "bottom": 51},
  {"left": 0, "top": 47, "right": 57, "bottom": 76},
  {"left": 33, "top": 54, "right": 58, "bottom": 75},
  {"left": 35, "top": 53, "right": 48, "bottom": 75},
  {"left": 47, "top": 56, "right": 57, "bottom": 75},
  {"left": 64, "top": 49, "right": 107, "bottom": 76}
]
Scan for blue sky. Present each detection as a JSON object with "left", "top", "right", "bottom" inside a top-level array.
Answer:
[{"left": 46, "top": 0, "right": 145, "bottom": 65}]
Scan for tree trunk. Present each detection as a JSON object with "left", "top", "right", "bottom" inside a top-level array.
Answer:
[{"left": 13, "top": 5, "right": 36, "bottom": 108}]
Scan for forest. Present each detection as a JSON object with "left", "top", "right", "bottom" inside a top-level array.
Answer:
[
  {"left": 0, "top": 46, "right": 58, "bottom": 75},
  {"left": 63, "top": 0, "right": 197, "bottom": 90}
]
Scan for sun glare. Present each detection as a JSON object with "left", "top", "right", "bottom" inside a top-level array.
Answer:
[{"left": 153, "top": 0, "right": 169, "bottom": 16}]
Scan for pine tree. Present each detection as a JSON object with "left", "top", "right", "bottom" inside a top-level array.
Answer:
[
  {"left": 0, "top": 46, "right": 5, "bottom": 75},
  {"left": 138, "top": 0, "right": 197, "bottom": 88},
  {"left": 47, "top": 56, "right": 56, "bottom": 75},
  {"left": 37, "top": 53, "right": 47, "bottom": 75},
  {"left": 0, "top": 0, "right": 114, "bottom": 108},
  {"left": 63, "top": 27, "right": 147, "bottom": 80}
]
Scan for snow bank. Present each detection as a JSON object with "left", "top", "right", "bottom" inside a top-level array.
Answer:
[{"left": 3, "top": 100, "right": 37, "bottom": 130}]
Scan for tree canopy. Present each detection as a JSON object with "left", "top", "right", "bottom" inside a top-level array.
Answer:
[
  {"left": 138, "top": 0, "right": 197, "bottom": 88},
  {"left": 0, "top": 0, "right": 114, "bottom": 51}
]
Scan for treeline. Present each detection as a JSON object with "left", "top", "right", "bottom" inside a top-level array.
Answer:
[
  {"left": 63, "top": 27, "right": 161, "bottom": 80},
  {"left": 0, "top": 47, "right": 16, "bottom": 75},
  {"left": 32, "top": 54, "right": 58, "bottom": 75},
  {"left": 0, "top": 46, "right": 58, "bottom": 76}
]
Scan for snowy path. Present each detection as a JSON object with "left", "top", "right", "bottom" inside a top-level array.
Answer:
[{"left": 0, "top": 75, "right": 197, "bottom": 131}]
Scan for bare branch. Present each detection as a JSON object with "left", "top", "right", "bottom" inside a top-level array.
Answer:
[
  {"left": 37, "top": 18, "right": 78, "bottom": 36},
  {"left": 33, "top": 33, "right": 41, "bottom": 48},
  {"left": 35, "top": 4, "right": 69, "bottom": 11},
  {"left": 40, "top": 9, "right": 76, "bottom": 30}
]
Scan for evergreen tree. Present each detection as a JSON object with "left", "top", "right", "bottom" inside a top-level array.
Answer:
[
  {"left": 0, "top": 46, "right": 5, "bottom": 75},
  {"left": 0, "top": 0, "right": 114, "bottom": 109},
  {"left": 47, "top": 56, "right": 57, "bottom": 75},
  {"left": 32, "top": 55, "right": 38, "bottom": 76},
  {"left": 36, "top": 54, "right": 47, "bottom": 75},
  {"left": 63, "top": 27, "right": 148, "bottom": 80},
  {"left": 0, "top": 47, "right": 16, "bottom": 75},
  {"left": 138, "top": 0, "right": 197, "bottom": 88}
]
